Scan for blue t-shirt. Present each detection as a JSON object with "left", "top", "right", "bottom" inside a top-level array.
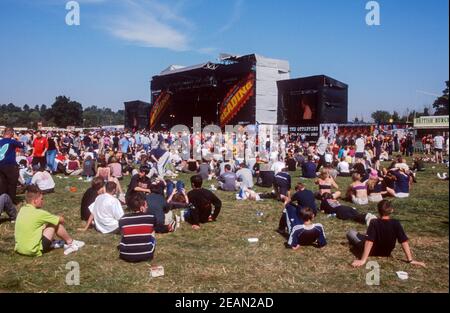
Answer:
[
  {"left": 291, "top": 189, "right": 318, "bottom": 215},
  {"left": 151, "top": 148, "right": 166, "bottom": 160},
  {"left": 302, "top": 162, "right": 317, "bottom": 178},
  {"left": 393, "top": 171, "right": 410, "bottom": 194},
  {"left": 288, "top": 224, "right": 327, "bottom": 248},
  {"left": 0, "top": 138, "right": 24, "bottom": 166},
  {"left": 119, "top": 138, "right": 130, "bottom": 153}
]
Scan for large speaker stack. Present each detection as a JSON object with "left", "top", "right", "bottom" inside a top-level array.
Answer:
[
  {"left": 124, "top": 100, "right": 151, "bottom": 130},
  {"left": 277, "top": 75, "right": 348, "bottom": 125}
]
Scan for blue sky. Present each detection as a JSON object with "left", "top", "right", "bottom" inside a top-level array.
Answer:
[{"left": 0, "top": 0, "right": 448, "bottom": 121}]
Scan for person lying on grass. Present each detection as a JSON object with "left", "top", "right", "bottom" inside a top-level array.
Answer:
[
  {"left": 14, "top": 185, "right": 85, "bottom": 256},
  {"left": 118, "top": 193, "right": 156, "bottom": 263},
  {"left": 320, "top": 193, "right": 377, "bottom": 226},
  {"left": 347, "top": 200, "right": 426, "bottom": 268},
  {"left": 286, "top": 207, "right": 327, "bottom": 250}
]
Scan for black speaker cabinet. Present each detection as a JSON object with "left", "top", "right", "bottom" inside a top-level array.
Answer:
[
  {"left": 124, "top": 101, "right": 151, "bottom": 130},
  {"left": 277, "top": 75, "right": 348, "bottom": 125}
]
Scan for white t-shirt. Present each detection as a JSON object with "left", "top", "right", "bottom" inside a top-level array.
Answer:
[
  {"left": 337, "top": 161, "right": 350, "bottom": 174},
  {"left": 31, "top": 171, "right": 55, "bottom": 191},
  {"left": 271, "top": 161, "right": 286, "bottom": 175},
  {"left": 89, "top": 193, "right": 124, "bottom": 234},
  {"left": 316, "top": 136, "right": 328, "bottom": 155},
  {"left": 355, "top": 137, "right": 365, "bottom": 153},
  {"left": 434, "top": 136, "right": 445, "bottom": 149},
  {"left": 324, "top": 152, "right": 333, "bottom": 164}
]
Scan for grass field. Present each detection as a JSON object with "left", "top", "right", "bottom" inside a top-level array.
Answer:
[{"left": 0, "top": 162, "right": 448, "bottom": 293}]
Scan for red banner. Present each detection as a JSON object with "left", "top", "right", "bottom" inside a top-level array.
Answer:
[
  {"left": 150, "top": 91, "right": 171, "bottom": 130},
  {"left": 220, "top": 73, "right": 255, "bottom": 127}
]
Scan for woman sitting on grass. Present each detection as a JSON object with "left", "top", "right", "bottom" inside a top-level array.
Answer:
[
  {"left": 367, "top": 170, "right": 387, "bottom": 203},
  {"left": 346, "top": 173, "right": 368, "bottom": 205},
  {"left": 66, "top": 155, "right": 83, "bottom": 176},
  {"left": 315, "top": 169, "right": 341, "bottom": 200},
  {"left": 108, "top": 157, "right": 123, "bottom": 181},
  {"left": 96, "top": 159, "right": 124, "bottom": 196}
]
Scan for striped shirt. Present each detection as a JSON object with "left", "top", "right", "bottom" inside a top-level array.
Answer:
[
  {"left": 288, "top": 224, "right": 327, "bottom": 248},
  {"left": 118, "top": 213, "right": 156, "bottom": 263}
]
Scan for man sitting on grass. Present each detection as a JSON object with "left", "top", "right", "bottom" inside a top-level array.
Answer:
[
  {"left": 347, "top": 200, "right": 426, "bottom": 268},
  {"left": 14, "top": 185, "right": 85, "bottom": 256},
  {"left": 31, "top": 164, "right": 55, "bottom": 194},
  {"left": 82, "top": 182, "right": 124, "bottom": 234},
  {"left": 146, "top": 183, "right": 177, "bottom": 233},
  {"left": 118, "top": 193, "right": 156, "bottom": 263},
  {"left": 184, "top": 175, "right": 222, "bottom": 230},
  {"left": 218, "top": 164, "right": 238, "bottom": 192},
  {"left": 0, "top": 193, "right": 17, "bottom": 222},
  {"left": 287, "top": 207, "right": 327, "bottom": 250}
]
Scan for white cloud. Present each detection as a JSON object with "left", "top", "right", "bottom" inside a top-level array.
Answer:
[
  {"left": 103, "top": 0, "right": 191, "bottom": 51},
  {"left": 218, "top": 0, "right": 244, "bottom": 33},
  {"left": 107, "top": 12, "right": 189, "bottom": 51}
]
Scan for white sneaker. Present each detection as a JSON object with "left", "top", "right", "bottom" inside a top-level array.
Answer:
[
  {"left": 64, "top": 240, "right": 85, "bottom": 255},
  {"left": 72, "top": 240, "right": 85, "bottom": 249},
  {"left": 64, "top": 244, "right": 79, "bottom": 255}
]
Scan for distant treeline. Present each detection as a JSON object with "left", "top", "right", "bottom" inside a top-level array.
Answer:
[{"left": 0, "top": 96, "right": 125, "bottom": 128}]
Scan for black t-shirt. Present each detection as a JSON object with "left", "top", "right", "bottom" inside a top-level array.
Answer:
[
  {"left": 257, "top": 170, "right": 275, "bottom": 187},
  {"left": 188, "top": 161, "right": 198, "bottom": 172},
  {"left": 80, "top": 187, "right": 98, "bottom": 221},
  {"left": 286, "top": 158, "right": 297, "bottom": 171},
  {"left": 113, "top": 136, "right": 119, "bottom": 147},
  {"left": 274, "top": 172, "right": 291, "bottom": 194},
  {"left": 366, "top": 219, "right": 409, "bottom": 257},
  {"left": 187, "top": 188, "right": 222, "bottom": 225},
  {"left": 48, "top": 138, "right": 57, "bottom": 151},
  {"left": 83, "top": 136, "right": 92, "bottom": 146},
  {"left": 126, "top": 175, "right": 152, "bottom": 199}
]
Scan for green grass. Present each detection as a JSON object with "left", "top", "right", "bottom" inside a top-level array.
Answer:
[{"left": 0, "top": 162, "right": 448, "bottom": 293}]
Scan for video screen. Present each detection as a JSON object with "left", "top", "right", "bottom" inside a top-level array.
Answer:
[{"left": 280, "top": 91, "right": 319, "bottom": 124}]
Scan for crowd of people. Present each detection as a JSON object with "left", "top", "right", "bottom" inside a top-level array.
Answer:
[{"left": 1, "top": 125, "right": 447, "bottom": 267}]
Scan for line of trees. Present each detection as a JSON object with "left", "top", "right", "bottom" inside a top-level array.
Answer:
[{"left": 0, "top": 96, "right": 124, "bottom": 128}]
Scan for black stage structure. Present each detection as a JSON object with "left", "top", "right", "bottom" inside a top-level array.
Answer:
[
  {"left": 124, "top": 100, "right": 151, "bottom": 130},
  {"left": 149, "top": 54, "right": 290, "bottom": 130},
  {"left": 127, "top": 54, "right": 349, "bottom": 132},
  {"left": 277, "top": 75, "right": 348, "bottom": 125}
]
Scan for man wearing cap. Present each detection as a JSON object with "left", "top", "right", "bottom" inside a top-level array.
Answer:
[{"left": 0, "top": 128, "right": 24, "bottom": 202}]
